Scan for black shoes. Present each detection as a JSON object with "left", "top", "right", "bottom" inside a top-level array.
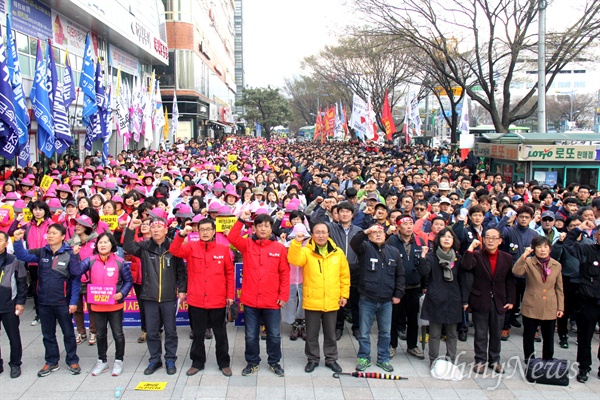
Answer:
[
  {"left": 458, "top": 331, "right": 468, "bottom": 342},
  {"left": 335, "top": 329, "right": 343, "bottom": 341},
  {"left": 204, "top": 329, "right": 213, "bottom": 340},
  {"left": 326, "top": 361, "right": 342, "bottom": 373},
  {"left": 166, "top": 361, "right": 176, "bottom": 375},
  {"left": 305, "top": 361, "right": 318, "bottom": 373},
  {"left": 399, "top": 327, "right": 407, "bottom": 341},
  {"left": 144, "top": 361, "right": 163, "bottom": 375},
  {"left": 241, "top": 363, "right": 258, "bottom": 376},
  {"left": 510, "top": 318, "right": 522, "bottom": 328},
  {"left": 559, "top": 336, "right": 568, "bottom": 349},
  {"left": 10, "top": 366, "right": 21, "bottom": 379},
  {"left": 352, "top": 328, "right": 360, "bottom": 339},
  {"left": 577, "top": 371, "right": 589, "bottom": 383},
  {"left": 269, "top": 363, "right": 285, "bottom": 377}
]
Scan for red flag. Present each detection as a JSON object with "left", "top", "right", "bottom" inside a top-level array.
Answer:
[
  {"left": 314, "top": 108, "right": 323, "bottom": 141},
  {"left": 381, "top": 90, "right": 396, "bottom": 141},
  {"left": 373, "top": 123, "right": 379, "bottom": 141}
]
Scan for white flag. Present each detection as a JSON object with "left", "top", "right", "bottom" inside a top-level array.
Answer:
[
  {"left": 458, "top": 95, "right": 469, "bottom": 134},
  {"left": 170, "top": 91, "right": 179, "bottom": 141},
  {"left": 349, "top": 93, "right": 368, "bottom": 141}
]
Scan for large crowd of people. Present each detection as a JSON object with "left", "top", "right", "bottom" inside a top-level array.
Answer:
[{"left": 0, "top": 136, "right": 598, "bottom": 384}]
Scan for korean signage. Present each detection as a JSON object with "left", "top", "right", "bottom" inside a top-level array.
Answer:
[
  {"left": 518, "top": 144, "right": 598, "bottom": 162},
  {"left": 11, "top": 0, "right": 52, "bottom": 39},
  {"left": 473, "top": 143, "right": 519, "bottom": 160},
  {"left": 108, "top": 43, "right": 140, "bottom": 77},
  {"left": 51, "top": 10, "right": 94, "bottom": 58}
]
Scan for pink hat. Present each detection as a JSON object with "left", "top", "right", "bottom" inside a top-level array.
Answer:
[
  {"left": 218, "top": 206, "right": 234, "bottom": 217},
  {"left": 288, "top": 223, "right": 308, "bottom": 239},
  {"left": 83, "top": 173, "right": 94, "bottom": 180},
  {"left": 254, "top": 207, "right": 269, "bottom": 215},
  {"left": 20, "top": 178, "right": 34, "bottom": 187},
  {"left": 112, "top": 195, "right": 123, "bottom": 204},
  {"left": 191, "top": 214, "right": 205, "bottom": 224},
  {"left": 149, "top": 208, "right": 168, "bottom": 220},
  {"left": 4, "top": 192, "right": 19, "bottom": 201},
  {"left": 105, "top": 182, "right": 118, "bottom": 191},
  {"left": 285, "top": 198, "right": 301, "bottom": 212},
  {"left": 13, "top": 199, "right": 27, "bottom": 212},
  {"left": 23, "top": 190, "right": 35, "bottom": 199},
  {"left": 47, "top": 198, "right": 63, "bottom": 212},
  {"left": 224, "top": 189, "right": 239, "bottom": 200},
  {"left": 208, "top": 201, "right": 221, "bottom": 213},
  {"left": 56, "top": 184, "right": 72, "bottom": 194},
  {"left": 70, "top": 180, "right": 82, "bottom": 187},
  {"left": 75, "top": 215, "right": 94, "bottom": 228},
  {"left": 211, "top": 181, "right": 225, "bottom": 192},
  {"left": 175, "top": 204, "right": 194, "bottom": 218}
]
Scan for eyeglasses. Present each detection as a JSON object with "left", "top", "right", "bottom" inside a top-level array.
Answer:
[
  {"left": 484, "top": 237, "right": 501, "bottom": 241},
  {"left": 415, "top": 207, "right": 426, "bottom": 211},
  {"left": 199, "top": 228, "right": 214, "bottom": 233}
]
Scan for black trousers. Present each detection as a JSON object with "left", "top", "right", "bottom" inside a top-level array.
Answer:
[
  {"left": 336, "top": 277, "right": 359, "bottom": 331},
  {"left": 188, "top": 305, "right": 229, "bottom": 369},
  {"left": 576, "top": 297, "right": 600, "bottom": 373},
  {"left": 94, "top": 309, "right": 125, "bottom": 362},
  {"left": 133, "top": 284, "right": 147, "bottom": 332},
  {"left": 29, "top": 265, "right": 39, "bottom": 318},
  {"left": 503, "top": 277, "right": 525, "bottom": 329},
  {"left": 305, "top": 310, "right": 337, "bottom": 363},
  {"left": 522, "top": 315, "right": 555, "bottom": 361},
  {"left": 472, "top": 299, "right": 505, "bottom": 364},
  {"left": 391, "top": 287, "right": 420, "bottom": 349},
  {"left": 145, "top": 300, "right": 178, "bottom": 364},
  {"left": 0, "top": 311, "right": 22, "bottom": 367},
  {"left": 557, "top": 280, "right": 579, "bottom": 337}
]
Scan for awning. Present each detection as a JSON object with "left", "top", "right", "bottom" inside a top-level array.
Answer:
[{"left": 210, "top": 121, "right": 233, "bottom": 133}]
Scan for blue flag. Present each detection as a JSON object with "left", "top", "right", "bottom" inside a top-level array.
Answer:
[
  {"left": 84, "top": 61, "right": 106, "bottom": 151},
  {"left": 46, "top": 40, "right": 71, "bottom": 154},
  {"left": 80, "top": 33, "right": 97, "bottom": 127},
  {"left": 63, "top": 50, "right": 76, "bottom": 110},
  {"left": 102, "top": 86, "right": 112, "bottom": 165},
  {"left": 6, "top": 14, "right": 30, "bottom": 166},
  {"left": 30, "top": 39, "right": 55, "bottom": 158},
  {"left": 0, "top": 28, "right": 20, "bottom": 160}
]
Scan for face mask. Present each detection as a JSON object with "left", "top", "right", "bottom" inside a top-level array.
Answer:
[{"left": 85, "top": 180, "right": 92, "bottom": 186}]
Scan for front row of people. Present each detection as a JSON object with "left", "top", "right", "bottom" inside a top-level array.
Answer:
[{"left": 1, "top": 217, "right": 598, "bottom": 383}]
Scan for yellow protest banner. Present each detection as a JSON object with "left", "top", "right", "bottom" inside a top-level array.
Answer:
[
  {"left": 23, "top": 208, "right": 32, "bottom": 222},
  {"left": 227, "top": 154, "right": 237, "bottom": 162},
  {"left": 216, "top": 216, "right": 237, "bottom": 233},
  {"left": 39, "top": 175, "right": 53, "bottom": 191},
  {"left": 228, "top": 164, "right": 238, "bottom": 172},
  {"left": 134, "top": 382, "right": 168, "bottom": 391},
  {"left": 100, "top": 215, "right": 119, "bottom": 230}
]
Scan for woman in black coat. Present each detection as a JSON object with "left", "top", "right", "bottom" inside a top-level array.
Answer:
[{"left": 420, "top": 228, "right": 472, "bottom": 366}]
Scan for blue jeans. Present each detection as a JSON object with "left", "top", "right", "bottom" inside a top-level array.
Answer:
[
  {"left": 357, "top": 297, "right": 392, "bottom": 363},
  {"left": 244, "top": 306, "right": 281, "bottom": 365},
  {"left": 38, "top": 304, "right": 79, "bottom": 366}
]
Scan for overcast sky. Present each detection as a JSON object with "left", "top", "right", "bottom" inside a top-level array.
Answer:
[{"left": 242, "top": 0, "right": 588, "bottom": 90}]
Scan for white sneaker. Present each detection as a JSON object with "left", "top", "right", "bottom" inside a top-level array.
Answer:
[
  {"left": 112, "top": 360, "right": 123, "bottom": 376},
  {"left": 91, "top": 360, "right": 109, "bottom": 376}
]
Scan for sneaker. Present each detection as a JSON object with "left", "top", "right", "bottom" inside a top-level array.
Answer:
[
  {"left": 68, "top": 363, "right": 81, "bottom": 375},
  {"left": 88, "top": 333, "right": 97, "bottom": 345},
  {"left": 559, "top": 336, "right": 568, "bottom": 349},
  {"left": 166, "top": 360, "right": 176, "bottom": 375},
  {"left": 290, "top": 324, "right": 300, "bottom": 341},
  {"left": 144, "top": 361, "right": 162, "bottom": 375},
  {"left": 112, "top": 360, "right": 123, "bottom": 376},
  {"left": 241, "top": 363, "right": 258, "bottom": 376},
  {"left": 137, "top": 331, "right": 147, "bottom": 343},
  {"left": 269, "top": 363, "right": 284, "bottom": 377},
  {"left": 31, "top": 317, "right": 40, "bottom": 326},
  {"left": 75, "top": 333, "right": 86, "bottom": 345},
  {"left": 92, "top": 360, "right": 109, "bottom": 376},
  {"left": 577, "top": 371, "right": 589, "bottom": 383},
  {"left": 389, "top": 346, "right": 396, "bottom": 359},
  {"left": 501, "top": 329, "right": 510, "bottom": 341},
  {"left": 356, "top": 357, "right": 371, "bottom": 371},
  {"left": 376, "top": 361, "right": 394, "bottom": 372},
  {"left": 37, "top": 364, "right": 59, "bottom": 377},
  {"left": 595, "top": 323, "right": 599, "bottom": 334},
  {"left": 420, "top": 333, "right": 429, "bottom": 343},
  {"left": 407, "top": 347, "right": 425, "bottom": 360},
  {"left": 204, "top": 329, "right": 213, "bottom": 340},
  {"left": 260, "top": 325, "right": 267, "bottom": 340}
]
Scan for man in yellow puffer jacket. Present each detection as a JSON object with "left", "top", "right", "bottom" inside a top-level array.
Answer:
[{"left": 287, "top": 222, "right": 350, "bottom": 374}]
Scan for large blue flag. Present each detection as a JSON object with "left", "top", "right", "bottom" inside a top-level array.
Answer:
[
  {"left": 80, "top": 33, "right": 97, "bottom": 127},
  {"left": 84, "top": 61, "right": 107, "bottom": 151},
  {"left": 30, "top": 39, "right": 55, "bottom": 158},
  {"left": 102, "top": 86, "right": 112, "bottom": 166},
  {"left": 6, "top": 14, "right": 30, "bottom": 166},
  {"left": 63, "top": 50, "right": 76, "bottom": 110},
  {"left": 0, "top": 28, "right": 20, "bottom": 160},
  {"left": 46, "top": 40, "right": 71, "bottom": 154}
]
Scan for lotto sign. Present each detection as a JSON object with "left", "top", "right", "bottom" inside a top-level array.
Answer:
[
  {"left": 86, "top": 285, "right": 115, "bottom": 305},
  {"left": 39, "top": 175, "right": 53, "bottom": 190},
  {"left": 216, "top": 216, "right": 236, "bottom": 233},
  {"left": 100, "top": 215, "right": 118, "bottom": 230}
]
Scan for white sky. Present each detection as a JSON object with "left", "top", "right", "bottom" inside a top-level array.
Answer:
[{"left": 242, "top": 0, "right": 589, "bottom": 90}]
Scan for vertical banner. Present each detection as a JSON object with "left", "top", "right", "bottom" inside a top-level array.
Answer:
[{"left": 235, "top": 262, "right": 244, "bottom": 326}]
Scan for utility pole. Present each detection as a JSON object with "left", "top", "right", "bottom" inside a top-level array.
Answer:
[{"left": 537, "top": 0, "right": 547, "bottom": 134}]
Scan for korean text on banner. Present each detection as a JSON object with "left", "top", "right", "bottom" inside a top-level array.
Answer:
[
  {"left": 216, "top": 216, "right": 237, "bottom": 233},
  {"left": 100, "top": 215, "right": 118, "bottom": 230},
  {"left": 39, "top": 175, "right": 53, "bottom": 190},
  {"left": 86, "top": 285, "right": 116, "bottom": 305}
]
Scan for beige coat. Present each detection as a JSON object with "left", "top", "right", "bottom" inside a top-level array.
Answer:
[{"left": 513, "top": 256, "right": 564, "bottom": 320}]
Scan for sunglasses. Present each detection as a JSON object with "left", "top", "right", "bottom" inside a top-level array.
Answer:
[
  {"left": 415, "top": 207, "right": 426, "bottom": 211},
  {"left": 541, "top": 218, "right": 554, "bottom": 222}
]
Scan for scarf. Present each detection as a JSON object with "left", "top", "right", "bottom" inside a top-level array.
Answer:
[
  {"left": 436, "top": 247, "right": 456, "bottom": 282},
  {"left": 538, "top": 256, "right": 551, "bottom": 283}
]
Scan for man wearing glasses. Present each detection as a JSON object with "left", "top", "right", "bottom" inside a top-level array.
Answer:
[
  {"left": 462, "top": 229, "right": 515, "bottom": 374},
  {"left": 170, "top": 219, "right": 234, "bottom": 377}
]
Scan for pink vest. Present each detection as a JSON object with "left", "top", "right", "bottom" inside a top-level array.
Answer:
[{"left": 89, "top": 254, "right": 122, "bottom": 312}]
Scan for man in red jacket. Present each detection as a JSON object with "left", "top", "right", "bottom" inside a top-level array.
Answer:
[
  {"left": 228, "top": 210, "right": 290, "bottom": 377},
  {"left": 170, "top": 219, "right": 234, "bottom": 377}
]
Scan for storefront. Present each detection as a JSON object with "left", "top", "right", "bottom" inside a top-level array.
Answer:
[{"left": 472, "top": 143, "right": 525, "bottom": 184}]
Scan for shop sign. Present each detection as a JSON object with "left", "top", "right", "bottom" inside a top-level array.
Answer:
[
  {"left": 473, "top": 143, "right": 518, "bottom": 160},
  {"left": 518, "top": 145, "right": 598, "bottom": 161},
  {"left": 12, "top": 0, "right": 52, "bottom": 39},
  {"left": 52, "top": 9, "right": 91, "bottom": 58}
]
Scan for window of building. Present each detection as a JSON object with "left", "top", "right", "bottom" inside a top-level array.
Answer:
[{"left": 557, "top": 81, "right": 571, "bottom": 88}]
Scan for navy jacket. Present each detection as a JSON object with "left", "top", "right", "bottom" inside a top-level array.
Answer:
[{"left": 496, "top": 216, "right": 539, "bottom": 265}]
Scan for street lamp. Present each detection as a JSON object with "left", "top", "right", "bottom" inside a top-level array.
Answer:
[{"left": 555, "top": 89, "right": 575, "bottom": 129}]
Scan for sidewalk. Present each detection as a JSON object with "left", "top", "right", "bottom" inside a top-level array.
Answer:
[{"left": 1, "top": 304, "right": 599, "bottom": 399}]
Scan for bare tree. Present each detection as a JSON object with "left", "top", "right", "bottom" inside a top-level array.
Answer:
[
  {"left": 357, "top": 0, "right": 600, "bottom": 133},
  {"left": 546, "top": 93, "right": 597, "bottom": 129}
]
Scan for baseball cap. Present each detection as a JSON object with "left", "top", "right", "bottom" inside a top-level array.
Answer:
[
  {"left": 439, "top": 197, "right": 451, "bottom": 205},
  {"left": 511, "top": 195, "right": 524, "bottom": 202},
  {"left": 541, "top": 211, "right": 555, "bottom": 220},
  {"left": 366, "top": 192, "right": 379, "bottom": 201}
]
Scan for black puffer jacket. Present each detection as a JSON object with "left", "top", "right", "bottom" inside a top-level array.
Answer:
[
  {"left": 564, "top": 228, "right": 600, "bottom": 300},
  {"left": 123, "top": 228, "right": 187, "bottom": 302},
  {"left": 350, "top": 231, "right": 405, "bottom": 302}
]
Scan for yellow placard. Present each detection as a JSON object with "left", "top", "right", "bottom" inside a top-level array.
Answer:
[
  {"left": 39, "top": 175, "right": 53, "bottom": 191},
  {"left": 227, "top": 154, "right": 237, "bottom": 162},
  {"left": 23, "top": 208, "right": 32, "bottom": 222},
  {"left": 216, "top": 216, "right": 236, "bottom": 233},
  {"left": 134, "top": 382, "right": 168, "bottom": 391},
  {"left": 228, "top": 164, "right": 238, "bottom": 172},
  {"left": 215, "top": 165, "right": 221, "bottom": 173},
  {"left": 100, "top": 215, "right": 118, "bottom": 230}
]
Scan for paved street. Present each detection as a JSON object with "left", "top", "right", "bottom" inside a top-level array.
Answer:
[{"left": 1, "top": 304, "right": 599, "bottom": 399}]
